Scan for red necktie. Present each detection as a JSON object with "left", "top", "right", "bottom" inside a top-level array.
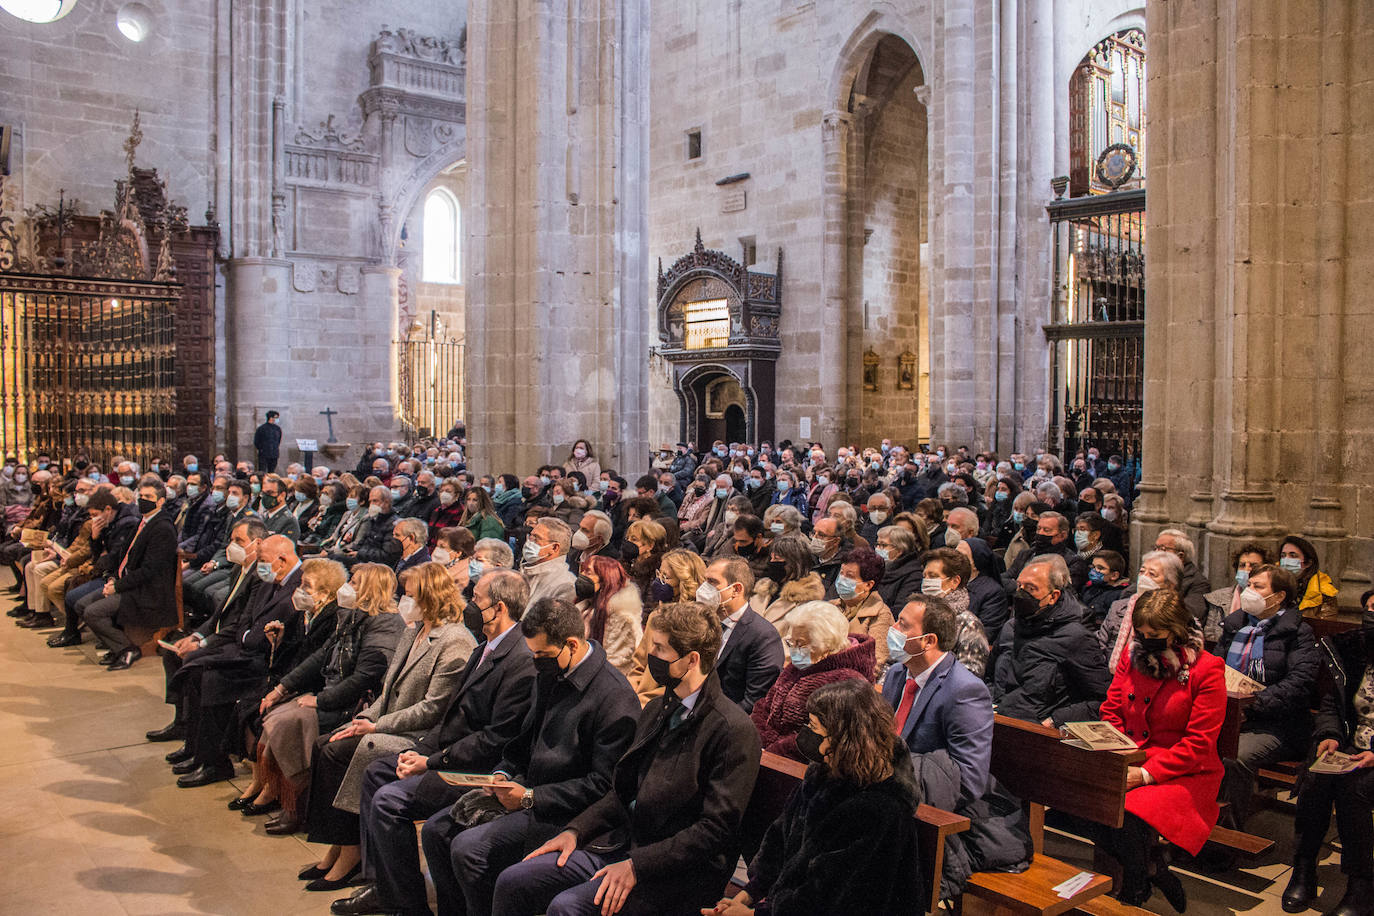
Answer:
[
  {"left": 893, "top": 678, "right": 920, "bottom": 734},
  {"left": 118, "top": 518, "right": 147, "bottom": 576}
]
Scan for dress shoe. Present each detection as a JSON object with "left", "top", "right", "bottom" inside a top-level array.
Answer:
[
  {"left": 1330, "top": 876, "right": 1374, "bottom": 916},
  {"left": 97, "top": 650, "right": 118, "bottom": 666},
  {"left": 298, "top": 862, "right": 330, "bottom": 880},
  {"left": 47, "top": 631, "right": 81, "bottom": 647},
  {"left": 330, "top": 885, "right": 386, "bottom": 914},
  {"left": 176, "top": 764, "right": 234, "bottom": 788},
  {"left": 241, "top": 798, "right": 281, "bottom": 816},
  {"left": 106, "top": 647, "right": 141, "bottom": 670},
  {"left": 171, "top": 758, "right": 201, "bottom": 775},
  {"left": 165, "top": 744, "right": 193, "bottom": 764},
  {"left": 264, "top": 813, "right": 302, "bottom": 836},
  {"left": 17, "top": 612, "right": 57, "bottom": 628},
  {"left": 227, "top": 795, "right": 256, "bottom": 811},
  {"left": 13, "top": 611, "right": 35, "bottom": 626},
  {"left": 1152, "top": 865, "right": 1187, "bottom": 913},
  {"left": 1282, "top": 857, "right": 1319, "bottom": 912},
  {"left": 145, "top": 721, "right": 186, "bottom": 742},
  {"left": 7, "top": 604, "right": 31, "bottom": 617},
  {"left": 305, "top": 862, "right": 361, "bottom": 892}
]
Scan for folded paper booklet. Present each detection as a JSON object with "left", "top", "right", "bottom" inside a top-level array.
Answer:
[
  {"left": 1061, "top": 721, "right": 1138, "bottom": 751},
  {"left": 19, "top": 529, "right": 48, "bottom": 549},
  {"left": 1309, "top": 750, "right": 1363, "bottom": 775},
  {"left": 156, "top": 639, "right": 181, "bottom": 652},
  {"left": 1224, "top": 665, "right": 1266, "bottom": 698},
  {"left": 436, "top": 772, "right": 518, "bottom": 789}
]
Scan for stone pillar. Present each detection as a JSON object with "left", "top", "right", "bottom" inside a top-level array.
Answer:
[
  {"left": 465, "top": 0, "right": 648, "bottom": 474},
  {"left": 225, "top": 258, "right": 292, "bottom": 460},
  {"left": 818, "top": 109, "right": 852, "bottom": 448}
]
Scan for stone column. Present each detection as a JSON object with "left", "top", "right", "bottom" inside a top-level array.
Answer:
[
  {"left": 225, "top": 258, "right": 292, "bottom": 460},
  {"left": 465, "top": 0, "right": 648, "bottom": 474},
  {"left": 818, "top": 109, "right": 852, "bottom": 448}
]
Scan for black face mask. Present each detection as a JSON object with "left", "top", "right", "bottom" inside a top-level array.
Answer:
[
  {"left": 736, "top": 542, "right": 756, "bottom": 559},
  {"left": 1033, "top": 533, "right": 1056, "bottom": 552},
  {"left": 766, "top": 560, "right": 788, "bottom": 583},
  {"left": 532, "top": 644, "right": 569, "bottom": 678},
  {"left": 795, "top": 726, "right": 826, "bottom": 765},
  {"left": 620, "top": 540, "right": 639, "bottom": 563},
  {"left": 646, "top": 653, "right": 683, "bottom": 691},
  {"left": 260, "top": 492, "right": 278, "bottom": 509},
  {"left": 1021, "top": 517, "right": 1038, "bottom": 537},
  {"left": 416, "top": 486, "right": 431, "bottom": 498},
  {"left": 1136, "top": 633, "right": 1171, "bottom": 655},
  {"left": 522, "top": 487, "right": 536, "bottom": 500},
  {"left": 137, "top": 497, "right": 158, "bottom": 514},
  {"left": 574, "top": 575, "right": 596, "bottom": 603},
  {"left": 1012, "top": 588, "right": 1043, "bottom": 620},
  {"left": 1078, "top": 500, "right": 1096, "bottom": 515}
]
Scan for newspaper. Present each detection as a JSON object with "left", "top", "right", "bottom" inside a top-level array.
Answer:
[
  {"left": 1309, "top": 750, "right": 1363, "bottom": 775},
  {"left": 1061, "top": 720, "right": 1139, "bottom": 751},
  {"left": 1224, "top": 664, "right": 1266, "bottom": 698},
  {"left": 436, "top": 771, "right": 518, "bottom": 789}
]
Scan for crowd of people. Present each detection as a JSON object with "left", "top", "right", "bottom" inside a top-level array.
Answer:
[{"left": 0, "top": 435, "right": 1370, "bottom": 916}]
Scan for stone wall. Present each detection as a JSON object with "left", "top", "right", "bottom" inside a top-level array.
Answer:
[{"left": 1136, "top": 0, "right": 1374, "bottom": 598}]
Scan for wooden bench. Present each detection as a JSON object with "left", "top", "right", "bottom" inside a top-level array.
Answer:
[
  {"left": 1203, "top": 693, "right": 1276, "bottom": 859},
  {"left": 734, "top": 750, "right": 970, "bottom": 914},
  {"left": 957, "top": 714, "right": 1137, "bottom": 915}
]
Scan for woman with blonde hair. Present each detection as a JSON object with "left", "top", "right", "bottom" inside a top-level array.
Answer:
[
  {"left": 298, "top": 562, "right": 475, "bottom": 889},
  {"left": 238, "top": 563, "right": 405, "bottom": 843},
  {"left": 625, "top": 517, "right": 669, "bottom": 606},
  {"left": 626, "top": 548, "right": 707, "bottom": 705}
]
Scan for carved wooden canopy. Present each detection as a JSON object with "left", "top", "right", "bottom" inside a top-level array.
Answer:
[{"left": 656, "top": 229, "right": 782, "bottom": 362}]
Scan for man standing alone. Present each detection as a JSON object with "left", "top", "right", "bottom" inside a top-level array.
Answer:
[{"left": 254, "top": 410, "right": 283, "bottom": 473}]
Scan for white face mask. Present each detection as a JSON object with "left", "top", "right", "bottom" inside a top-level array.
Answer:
[
  {"left": 1136, "top": 574, "right": 1160, "bottom": 593},
  {"left": 336, "top": 583, "right": 358, "bottom": 610},
  {"left": 432, "top": 548, "right": 452, "bottom": 566},
  {"left": 724, "top": 510, "right": 739, "bottom": 526},
  {"left": 869, "top": 510, "right": 889, "bottom": 524},
  {"left": 945, "top": 528, "right": 962, "bottom": 548},
  {"left": 921, "top": 577, "right": 945, "bottom": 596},
  {"left": 573, "top": 448, "right": 587, "bottom": 459},
  {"left": 398, "top": 596, "right": 423, "bottom": 624},
  {"left": 1240, "top": 586, "right": 1274, "bottom": 618},
  {"left": 696, "top": 580, "right": 722, "bottom": 610},
  {"left": 226, "top": 542, "right": 250, "bottom": 566},
  {"left": 367, "top": 504, "right": 383, "bottom": 517},
  {"left": 571, "top": 530, "right": 590, "bottom": 551},
  {"left": 439, "top": 491, "right": 455, "bottom": 506},
  {"left": 292, "top": 587, "right": 315, "bottom": 612}
]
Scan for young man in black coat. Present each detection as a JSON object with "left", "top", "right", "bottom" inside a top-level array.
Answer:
[
  {"left": 254, "top": 409, "right": 282, "bottom": 473},
  {"left": 419, "top": 596, "right": 640, "bottom": 916},
  {"left": 493, "top": 600, "right": 761, "bottom": 916},
  {"left": 333, "top": 569, "right": 537, "bottom": 916},
  {"left": 83, "top": 477, "right": 180, "bottom": 670}
]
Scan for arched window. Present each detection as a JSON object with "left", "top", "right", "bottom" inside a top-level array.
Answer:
[{"left": 422, "top": 188, "right": 461, "bottom": 284}]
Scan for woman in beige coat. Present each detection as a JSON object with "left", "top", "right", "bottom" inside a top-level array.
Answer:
[
  {"left": 578, "top": 555, "right": 643, "bottom": 676},
  {"left": 298, "top": 562, "right": 476, "bottom": 889},
  {"left": 831, "top": 547, "right": 896, "bottom": 680}
]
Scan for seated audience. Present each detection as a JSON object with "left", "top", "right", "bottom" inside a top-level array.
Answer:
[
  {"left": 1213, "top": 563, "right": 1318, "bottom": 829},
  {"left": 829, "top": 546, "right": 894, "bottom": 678},
  {"left": 577, "top": 555, "right": 643, "bottom": 676},
  {"left": 1282, "top": 593, "right": 1374, "bottom": 916},
  {"left": 992, "top": 555, "right": 1109, "bottom": 727},
  {"left": 750, "top": 600, "right": 875, "bottom": 760},
  {"left": 1088, "top": 588, "right": 1226, "bottom": 909},
  {"left": 1279, "top": 534, "right": 1340, "bottom": 619},
  {"left": 1151, "top": 528, "right": 1208, "bottom": 624},
  {"left": 701, "top": 557, "right": 784, "bottom": 713},
  {"left": 712, "top": 679, "right": 922, "bottom": 916},
  {"left": 1203, "top": 542, "right": 1269, "bottom": 640},
  {"left": 920, "top": 548, "right": 990, "bottom": 679},
  {"left": 1081, "top": 549, "right": 1131, "bottom": 628},
  {"left": 493, "top": 601, "right": 761, "bottom": 916}
]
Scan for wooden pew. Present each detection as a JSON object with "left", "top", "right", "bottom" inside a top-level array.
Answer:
[
  {"left": 734, "top": 750, "right": 970, "bottom": 914},
  {"left": 960, "top": 714, "right": 1141, "bottom": 915}
]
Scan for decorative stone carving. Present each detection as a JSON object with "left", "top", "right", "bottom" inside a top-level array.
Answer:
[
  {"left": 337, "top": 263, "right": 360, "bottom": 295},
  {"left": 405, "top": 116, "right": 435, "bottom": 157},
  {"left": 292, "top": 260, "right": 317, "bottom": 292},
  {"left": 294, "top": 114, "right": 366, "bottom": 153}
]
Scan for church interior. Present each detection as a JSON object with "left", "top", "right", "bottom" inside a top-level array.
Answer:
[{"left": 1, "top": 0, "right": 1372, "bottom": 914}]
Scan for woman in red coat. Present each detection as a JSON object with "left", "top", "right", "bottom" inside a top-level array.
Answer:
[{"left": 1092, "top": 587, "right": 1227, "bottom": 909}]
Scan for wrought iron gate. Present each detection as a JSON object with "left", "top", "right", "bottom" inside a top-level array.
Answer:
[
  {"left": 1045, "top": 187, "right": 1144, "bottom": 461},
  {"left": 0, "top": 276, "right": 178, "bottom": 469},
  {"left": 396, "top": 310, "right": 464, "bottom": 441}
]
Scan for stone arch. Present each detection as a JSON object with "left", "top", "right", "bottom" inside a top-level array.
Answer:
[
  {"left": 675, "top": 362, "right": 759, "bottom": 448},
  {"left": 381, "top": 133, "right": 467, "bottom": 265},
  {"left": 828, "top": 7, "right": 930, "bottom": 111}
]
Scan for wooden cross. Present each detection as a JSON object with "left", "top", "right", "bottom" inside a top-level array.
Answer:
[{"left": 319, "top": 406, "right": 338, "bottom": 443}]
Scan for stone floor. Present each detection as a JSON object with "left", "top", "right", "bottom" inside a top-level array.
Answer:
[{"left": 0, "top": 568, "right": 1353, "bottom": 915}]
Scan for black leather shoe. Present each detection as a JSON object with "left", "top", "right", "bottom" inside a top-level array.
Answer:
[
  {"left": 227, "top": 795, "right": 256, "bottom": 811},
  {"left": 305, "top": 862, "right": 361, "bottom": 892},
  {"left": 145, "top": 721, "right": 185, "bottom": 742},
  {"left": 298, "top": 863, "right": 330, "bottom": 880},
  {"left": 13, "top": 611, "right": 35, "bottom": 626},
  {"left": 171, "top": 758, "right": 200, "bottom": 775},
  {"left": 264, "top": 813, "right": 302, "bottom": 836},
  {"left": 97, "top": 650, "right": 118, "bottom": 666},
  {"left": 47, "top": 631, "right": 81, "bottom": 647},
  {"left": 17, "top": 612, "right": 57, "bottom": 628},
  {"left": 241, "top": 799, "right": 281, "bottom": 817},
  {"left": 106, "top": 647, "right": 141, "bottom": 670},
  {"left": 176, "top": 764, "right": 234, "bottom": 788},
  {"left": 6, "top": 604, "right": 29, "bottom": 616},
  {"left": 1282, "top": 857, "right": 1319, "bottom": 912},
  {"left": 330, "top": 885, "right": 385, "bottom": 914},
  {"left": 165, "top": 744, "right": 193, "bottom": 764},
  {"left": 1330, "top": 876, "right": 1374, "bottom": 916},
  {"left": 1153, "top": 865, "right": 1187, "bottom": 913}
]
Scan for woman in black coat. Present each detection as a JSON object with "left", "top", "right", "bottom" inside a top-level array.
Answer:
[
  {"left": 1211, "top": 563, "right": 1318, "bottom": 829},
  {"left": 708, "top": 678, "right": 924, "bottom": 916},
  {"left": 875, "top": 526, "right": 925, "bottom": 610},
  {"left": 1281, "top": 594, "right": 1374, "bottom": 916}
]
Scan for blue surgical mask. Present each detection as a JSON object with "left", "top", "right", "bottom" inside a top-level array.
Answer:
[
  {"left": 226, "top": 493, "right": 241, "bottom": 509},
  {"left": 186, "top": 484, "right": 201, "bottom": 498},
  {"left": 1011, "top": 510, "right": 1024, "bottom": 525},
  {"left": 777, "top": 481, "right": 790, "bottom": 492},
  {"left": 715, "top": 487, "right": 729, "bottom": 499},
  {"left": 769, "top": 522, "right": 784, "bottom": 534},
  {"left": 390, "top": 487, "right": 403, "bottom": 500},
  {"left": 294, "top": 491, "right": 308, "bottom": 502},
  {"left": 186, "top": 462, "right": 198, "bottom": 473},
  {"left": 494, "top": 483, "right": 506, "bottom": 494},
  {"left": 1279, "top": 557, "right": 1303, "bottom": 575},
  {"left": 994, "top": 490, "right": 1009, "bottom": 502},
  {"left": 887, "top": 628, "right": 914, "bottom": 665},
  {"left": 1013, "top": 462, "right": 1024, "bottom": 471},
  {"left": 211, "top": 490, "right": 226, "bottom": 505},
  {"left": 789, "top": 646, "right": 813, "bottom": 669},
  {"left": 468, "top": 559, "right": 484, "bottom": 582},
  {"left": 875, "top": 547, "right": 890, "bottom": 561},
  {"left": 1235, "top": 569, "right": 1250, "bottom": 588},
  {"left": 835, "top": 575, "right": 858, "bottom": 600},
  {"left": 256, "top": 561, "right": 274, "bottom": 582},
  {"left": 1074, "top": 531, "right": 1090, "bottom": 550},
  {"left": 346, "top": 496, "right": 360, "bottom": 510}
]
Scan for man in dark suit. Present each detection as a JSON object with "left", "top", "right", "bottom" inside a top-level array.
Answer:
[
  {"left": 493, "top": 600, "right": 761, "bottom": 916},
  {"left": 83, "top": 477, "right": 181, "bottom": 671},
  {"left": 421, "top": 596, "right": 640, "bottom": 916},
  {"left": 146, "top": 517, "right": 267, "bottom": 743},
  {"left": 392, "top": 517, "right": 431, "bottom": 595},
  {"left": 332, "top": 569, "right": 537, "bottom": 916},
  {"left": 334, "top": 485, "right": 402, "bottom": 568},
  {"left": 254, "top": 409, "right": 282, "bottom": 473},
  {"left": 170, "top": 533, "right": 302, "bottom": 786},
  {"left": 183, "top": 478, "right": 256, "bottom": 623},
  {"left": 883, "top": 593, "right": 994, "bottom": 805},
  {"left": 702, "top": 557, "right": 783, "bottom": 713}
]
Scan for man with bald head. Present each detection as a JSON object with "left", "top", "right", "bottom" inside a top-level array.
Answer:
[{"left": 170, "top": 533, "right": 303, "bottom": 786}]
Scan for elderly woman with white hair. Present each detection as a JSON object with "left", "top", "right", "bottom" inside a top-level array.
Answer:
[
  {"left": 749, "top": 600, "right": 878, "bottom": 762},
  {"left": 1097, "top": 549, "right": 1186, "bottom": 671}
]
